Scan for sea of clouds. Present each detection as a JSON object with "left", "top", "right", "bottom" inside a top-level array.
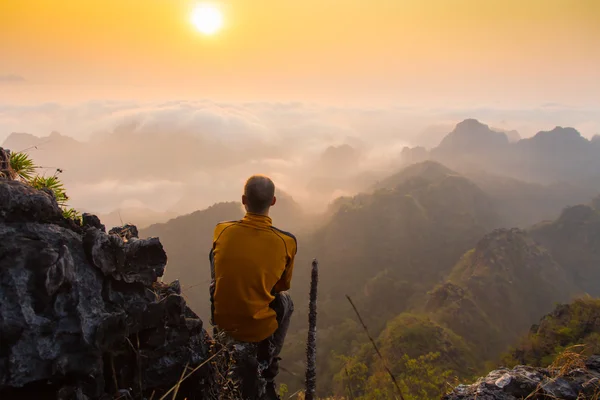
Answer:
[{"left": 1, "top": 99, "right": 598, "bottom": 216}]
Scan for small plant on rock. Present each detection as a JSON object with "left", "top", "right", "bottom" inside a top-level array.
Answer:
[{"left": 8, "top": 150, "right": 81, "bottom": 223}]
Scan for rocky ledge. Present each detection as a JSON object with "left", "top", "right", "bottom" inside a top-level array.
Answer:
[
  {"left": 444, "top": 355, "right": 600, "bottom": 400},
  {"left": 0, "top": 159, "right": 212, "bottom": 399}
]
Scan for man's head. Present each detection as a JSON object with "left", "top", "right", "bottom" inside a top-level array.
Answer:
[{"left": 242, "top": 174, "right": 277, "bottom": 215}]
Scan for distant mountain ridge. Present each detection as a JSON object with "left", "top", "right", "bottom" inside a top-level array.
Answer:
[{"left": 406, "top": 119, "right": 600, "bottom": 186}]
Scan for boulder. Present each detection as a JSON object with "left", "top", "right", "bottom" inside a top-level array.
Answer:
[{"left": 0, "top": 179, "right": 212, "bottom": 399}]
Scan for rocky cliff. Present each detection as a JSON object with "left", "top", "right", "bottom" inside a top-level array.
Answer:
[
  {"left": 0, "top": 153, "right": 213, "bottom": 399},
  {"left": 444, "top": 355, "right": 600, "bottom": 399}
]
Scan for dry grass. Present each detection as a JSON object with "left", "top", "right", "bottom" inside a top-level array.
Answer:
[
  {"left": 547, "top": 345, "right": 588, "bottom": 377},
  {"left": 204, "top": 331, "right": 243, "bottom": 400},
  {"left": 157, "top": 347, "right": 224, "bottom": 400},
  {"left": 524, "top": 345, "right": 600, "bottom": 400}
]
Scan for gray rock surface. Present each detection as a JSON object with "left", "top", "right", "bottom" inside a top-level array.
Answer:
[
  {"left": 444, "top": 356, "right": 600, "bottom": 399},
  {"left": 0, "top": 177, "right": 212, "bottom": 399}
]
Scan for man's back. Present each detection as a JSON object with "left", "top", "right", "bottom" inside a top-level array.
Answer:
[{"left": 210, "top": 212, "right": 297, "bottom": 342}]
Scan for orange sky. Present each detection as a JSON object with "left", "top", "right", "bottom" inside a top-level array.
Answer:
[{"left": 1, "top": 0, "right": 599, "bottom": 106}]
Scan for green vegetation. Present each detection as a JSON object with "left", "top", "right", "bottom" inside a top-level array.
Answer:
[
  {"left": 335, "top": 351, "right": 457, "bottom": 400},
  {"left": 330, "top": 313, "right": 476, "bottom": 399},
  {"left": 502, "top": 297, "right": 600, "bottom": 368},
  {"left": 7, "top": 150, "right": 81, "bottom": 222}
]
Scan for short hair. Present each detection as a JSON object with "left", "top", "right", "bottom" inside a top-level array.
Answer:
[{"left": 244, "top": 175, "right": 275, "bottom": 213}]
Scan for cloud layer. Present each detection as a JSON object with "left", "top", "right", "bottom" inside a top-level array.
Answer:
[{"left": 1, "top": 100, "right": 599, "bottom": 217}]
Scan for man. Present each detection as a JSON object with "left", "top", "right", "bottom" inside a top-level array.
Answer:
[{"left": 209, "top": 174, "right": 297, "bottom": 400}]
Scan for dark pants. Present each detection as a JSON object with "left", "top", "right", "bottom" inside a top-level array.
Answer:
[
  {"left": 221, "top": 292, "right": 294, "bottom": 399},
  {"left": 257, "top": 291, "right": 294, "bottom": 383}
]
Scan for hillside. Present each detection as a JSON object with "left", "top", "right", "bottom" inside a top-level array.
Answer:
[
  {"left": 336, "top": 313, "right": 479, "bottom": 399},
  {"left": 529, "top": 199, "right": 600, "bottom": 296},
  {"left": 281, "top": 161, "right": 503, "bottom": 396},
  {"left": 465, "top": 171, "right": 596, "bottom": 227},
  {"left": 301, "top": 161, "right": 499, "bottom": 314},
  {"left": 427, "top": 228, "right": 578, "bottom": 360},
  {"left": 503, "top": 297, "right": 600, "bottom": 368}
]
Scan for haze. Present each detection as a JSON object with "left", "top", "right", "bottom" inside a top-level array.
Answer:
[{"left": 1, "top": 0, "right": 599, "bottom": 226}]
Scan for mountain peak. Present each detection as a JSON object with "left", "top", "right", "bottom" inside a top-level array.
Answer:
[
  {"left": 531, "top": 126, "right": 584, "bottom": 142},
  {"left": 557, "top": 204, "right": 598, "bottom": 224},
  {"left": 434, "top": 118, "right": 510, "bottom": 155},
  {"left": 466, "top": 228, "right": 545, "bottom": 274},
  {"left": 1, "top": 132, "right": 41, "bottom": 150},
  {"left": 455, "top": 118, "right": 489, "bottom": 131},
  {"left": 452, "top": 227, "right": 569, "bottom": 292},
  {"left": 373, "top": 160, "right": 457, "bottom": 190}
]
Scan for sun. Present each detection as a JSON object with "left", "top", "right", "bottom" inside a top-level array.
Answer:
[{"left": 191, "top": 4, "right": 223, "bottom": 35}]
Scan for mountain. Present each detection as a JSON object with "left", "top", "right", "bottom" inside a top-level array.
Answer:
[
  {"left": 409, "top": 122, "right": 520, "bottom": 150},
  {"left": 435, "top": 119, "right": 510, "bottom": 155},
  {"left": 306, "top": 161, "right": 499, "bottom": 303},
  {"left": 430, "top": 119, "right": 510, "bottom": 170},
  {"left": 2, "top": 131, "right": 83, "bottom": 153},
  {"left": 511, "top": 126, "right": 600, "bottom": 183},
  {"left": 280, "top": 161, "right": 502, "bottom": 396},
  {"left": 96, "top": 206, "right": 178, "bottom": 230},
  {"left": 2, "top": 132, "right": 86, "bottom": 184},
  {"left": 427, "top": 228, "right": 578, "bottom": 360},
  {"left": 404, "top": 119, "right": 600, "bottom": 188},
  {"left": 465, "top": 171, "right": 597, "bottom": 227},
  {"left": 329, "top": 222, "right": 595, "bottom": 399},
  {"left": 529, "top": 199, "right": 600, "bottom": 296}
]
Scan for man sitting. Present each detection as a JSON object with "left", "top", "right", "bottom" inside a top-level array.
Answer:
[{"left": 209, "top": 174, "right": 297, "bottom": 399}]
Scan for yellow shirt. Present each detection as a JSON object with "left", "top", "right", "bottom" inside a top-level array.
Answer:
[{"left": 210, "top": 213, "right": 297, "bottom": 342}]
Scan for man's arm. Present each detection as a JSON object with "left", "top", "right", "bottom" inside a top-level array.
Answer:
[
  {"left": 273, "top": 237, "right": 297, "bottom": 293},
  {"left": 209, "top": 224, "right": 221, "bottom": 326}
]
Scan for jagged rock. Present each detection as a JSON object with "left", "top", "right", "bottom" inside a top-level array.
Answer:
[
  {"left": 82, "top": 227, "right": 166, "bottom": 286},
  {"left": 444, "top": 356, "right": 600, "bottom": 399},
  {"left": 82, "top": 213, "right": 105, "bottom": 233},
  {"left": 0, "top": 148, "right": 15, "bottom": 180},
  {"left": 109, "top": 224, "right": 139, "bottom": 241},
  {"left": 0, "top": 179, "right": 211, "bottom": 399},
  {"left": 0, "top": 179, "right": 65, "bottom": 224}
]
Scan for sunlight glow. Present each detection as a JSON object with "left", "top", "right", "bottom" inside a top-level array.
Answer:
[{"left": 191, "top": 4, "right": 223, "bottom": 35}]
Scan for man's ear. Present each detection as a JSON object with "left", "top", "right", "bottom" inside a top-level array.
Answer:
[
  {"left": 242, "top": 194, "right": 247, "bottom": 205},
  {"left": 271, "top": 196, "right": 277, "bottom": 206}
]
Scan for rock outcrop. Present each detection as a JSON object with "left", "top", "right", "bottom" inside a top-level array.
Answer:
[
  {"left": 444, "top": 355, "right": 600, "bottom": 399},
  {"left": 0, "top": 166, "right": 212, "bottom": 399}
]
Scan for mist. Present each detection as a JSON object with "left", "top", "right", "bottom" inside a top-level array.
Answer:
[{"left": 1, "top": 99, "right": 599, "bottom": 229}]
